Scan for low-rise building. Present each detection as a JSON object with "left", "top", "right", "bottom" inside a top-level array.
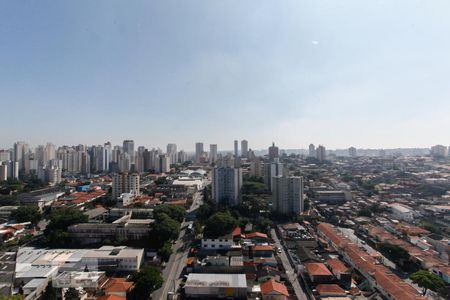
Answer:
[{"left": 184, "top": 273, "right": 247, "bottom": 299}]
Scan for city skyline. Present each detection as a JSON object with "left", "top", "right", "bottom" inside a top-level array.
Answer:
[{"left": 2, "top": 1, "right": 450, "bottom": 149}]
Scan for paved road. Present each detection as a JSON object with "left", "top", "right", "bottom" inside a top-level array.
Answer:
[
  {"left": 271, "top": 229, "right": 308, "bottom": 300},
  {"left": 152, "top": 190, "right": 204, "bottom": 300}
]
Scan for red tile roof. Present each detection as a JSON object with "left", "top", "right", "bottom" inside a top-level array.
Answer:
[
  {"left": 102, "top": 278, "right": 133, "bottom": 294},
  {"left": 245, "top": 232, "right": 268, "bottom": 239},
  {"left": 304, "top": 263, "right": 333, "bottom": 277},
  {"left": 232, "top": 227, "right": 242, "bottom": 237},
  {"left": 97, "top": 295, "right": 126, "bottom": 300},
  {"left": 261, "top": 279, "right": 289, "bottom": 296},
  {"left": 253, "top": 245, "right": 273, "bottom": 251},
  {"left": 316, "top": 284, "right": 346, "bottom": 296},
  {"left": 327, "top": 258, "right": 349, "bottom": 274}
]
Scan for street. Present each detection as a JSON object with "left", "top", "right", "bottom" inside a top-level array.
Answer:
[
  {"left": 271, "top": 229, "right": 308, "bottom": 300},
  {"left": 151, "top": 190, "right": 204, "bottom": 300}
]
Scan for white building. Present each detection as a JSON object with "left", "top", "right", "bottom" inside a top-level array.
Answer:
[
  {"left": 272, "top": 176, "right": 304, "bottom": 215},
  {"left": 389, "top": 203, "right": 415, "bottom": 222},
  {"left": 112, "top": 172, "right": 140, "bottom": 199},
  {"left": 156, "top": 154, "right": 170, "bottom": 173},
  {"left": 212, "top": 166, "right": 243, "bottom": 206},
  {"left": 430, "top": 145, "right": 448, "bottom": 158},
  {"left": 264, "top": 159, "right": 285, "bottom": 191},
  {"left": 201, "top": 234, "right": 234, "bottom": 250},
  {"left": 309, "top": 144, "right": 316, "bottom": 157},
  {"left": 185, "top": 273, "right": 247, "bottom": 299},
  {"left": 0, "top": 163, "right": 7, "bottom": 181}
]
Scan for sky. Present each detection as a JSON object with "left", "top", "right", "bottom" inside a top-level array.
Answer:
[{"left": 1, "top": 0, "right": 450, "bottom": 151}]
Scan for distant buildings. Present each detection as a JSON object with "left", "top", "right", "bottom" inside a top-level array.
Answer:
[
  {"left": 166, "top": 143, "right": 177, "bottom": 165},
  {"left": 111, "top": 172, "right": 140, "bottom": 199},
  {"left": 212, "top": 166, "right": 243, "bottom": 206},
  {"left": 268, "top": 142, "right": 279, "bottom": 162},
  {"left": 209, "top": 144, "right": 218, "bottom": 164},
  {"left": 430, "top": 144, "right": 448, "bottom": 158},
  {"left": 348, "top": 147, "right": 357, "bottom": 157},
  {"left": 234, "top": 140, "right": 239, "bottom": 158},
  {"left": 316, "top": 145, "right": 326, "bottom": 162},
  {"left": 241, "top": 140, "right": 248, "bottom": 158},
  {"left": 309, "top": 144, "right": 315, "bottom": 157},
  {"left": 195, "top": 142, "right": 204, "bottom": 163},
  {"left": 271, "top": 176, "right": 304, "bottom": 215}
]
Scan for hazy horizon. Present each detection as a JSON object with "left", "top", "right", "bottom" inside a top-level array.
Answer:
[{"left": 1, "top": 1, "right": 450, "bottom": 149}]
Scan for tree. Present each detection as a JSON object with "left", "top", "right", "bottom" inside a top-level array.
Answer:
[
  {"left": 153, "top": 213, "right": 180, "bottom": 241},
  {"left": 41, "top": 282, "right": 57, "bottom": 300},
  {"left": 44, "top": 208, "right": 88, "bottom": 247},
  {"left": 153, "top": 205, "right": 186, "bottom": 223},
  {"left": 378, "top": 243, "right": 409, "bottom": 263},
  {"left": 241, "top": 181, "right": 269, "bottom": 195},
  {"left": 204, "top": 212, "right": 238, "bottom": 237},
  {"left": 158, "top": 241, "right": 173, "bottom": 262},
  {"left": 410, "top": 270, "right": 446, "bottom": 295},
  {"left": 11, "top": 206, "right": 41, "bottom": 225},
  {"left": 64, "top": 287, "right": 80, "bottom": 300},
  {"left": 129, "top": 266, "right": 163, "bottom": 300},
  {"left": 357, "top": 208, "right": 372, "bottom": 217}
]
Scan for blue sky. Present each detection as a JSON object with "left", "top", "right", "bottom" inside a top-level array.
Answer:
[{"left": 1, "top": 0, "right": 450, "bottom": 151}]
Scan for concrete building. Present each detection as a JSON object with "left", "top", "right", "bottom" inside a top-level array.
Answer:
[
  {"left": 13, "top": 141, "right": 29, "bottom": 174},
  {"left": 234, "top": 140, "right": 239, "bottom": 158},
  {"left": 184, "top": 273, "right": 247, "bottom": 299},
  {"left": 0, "top": 164, "right": 7, "bottom": 181},
  {"left": 195, "top": 142, "right": 204, "bottom": 163},
  {"left": 389, "top": 203, "right": 415, "bottom": 222},
  {"left": 348, "top": 146, "right": 357, "bottom": 157},
  {"left": 268, "top": 142, "right": 279, "bottom": 162},
  {"left": 241, "top": 140, "right": 248, "bottom": 158},
  {"left": 201, "top": 234, "right": 234, "bottom": 250},
  {"left": 430, "top": 145, "right": 448, "bottom": 158},
  {"left": 167, "top": 143, "right": 178, "bottom": 165},
  {"left": 316, "top": 145, "right": 326, "bottom": 162},
  {"left": 271, "top": 176, "right": 304, "bottom": 215},
  {"left": 209, "top": 144, "right": 218, "bottom": 164},
  {"left": 156, "top": 154, "right": 170, "bottom": 173},
  {"left": 212, "top": 166, "right": 243, "bottom": 206},
  {"left": 111, "top": 172, "right": 140, "bottom": 199},
  {"left": 264, "top": 159, "right": 285, "bottom": 191}
]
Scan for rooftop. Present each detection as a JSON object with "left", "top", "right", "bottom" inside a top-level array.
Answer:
[{"left": 185, "top": 273, "right": 247, "bottom": 288}]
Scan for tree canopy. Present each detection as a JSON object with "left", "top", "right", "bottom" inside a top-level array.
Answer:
[
  {"left": 153, "top": 205, "right": 186, "bottom": 223},
  {"left": 204, "top": 211, "right": 238, "bottom": 237},
  {"left": 410, "top": 270, "right": 446, "bottom": 295},
  {"left": 11, "top": 206, "right": 41, "bottom": 225},
  {"left": 44, "top": 208, "right": 88, "bottom": 247},
  {"left": 378, "top": 243, "right": 409, "bottom": 263},
  {"left": 129, "top": 266, "right": 164, "bottom": 300},
  {"left": 153, "top": 213, "right": 180, "bottom": 241},
  {"left": 64, "top": 287, "right": 80, "bottom": 300}
]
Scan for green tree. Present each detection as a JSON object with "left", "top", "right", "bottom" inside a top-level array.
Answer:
[
  {"left": 11, "top": 206, "right": 41, "bottom": 225},
  {"left": 153, "top": 205, "right": 186, "bottom": 223},
  {"left": 41, "top": 282, "right": 57, "bottom": 300},
  {"left": 129, "top": 266, "right": 164, "bottom": 300},
  {"left": 44, "top": 208, "right": 88, "bottom": 247},
  {"left": 204, "top": 211, "right": 238, "bottom": 237},
  {"left": 153, "top": 213, "right": 180, "bottom": 241},
  {"left": 378, "top": 243, "right": 409, "bottom": 263},
  {"left": 64, "top": 287, "right": 80, "bottom": 300},
  {"left": 158, "top": 241, "right": 173, "bottom": 262},
  {"left": 241, "top": 181, "right": 269, "bottom": 195},
  {"left": 410, "top": 270, "right": 446, "bottom": 295},
  {"left": 357, "top": 208, "right": 372, "bottom": 217}
]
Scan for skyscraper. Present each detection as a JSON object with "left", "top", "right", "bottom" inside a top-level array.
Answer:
[
  {"left": 209, "top": 144, "right": 218, "bottom": 164},
  {"left": 14, "top": 141, "right": 29, "bottom": 173},
  {"left": 241, "top": 140, "right": 248, "bottom": 158},
  {"left": 348, "top": 147, "right": 357, "bottom": 157},
  {"left": 264, "top": 159, "right": 285, "bottom": 191},
  {"left": 234, "top": 140, "right": 239, "bottom": 158},
  {"left": 309, "top": 144, "right": 316, "bottom": 157},
  {"left": 166, "top": 143, "right": 178, "bottom": 165},
  {"left": 268, "top": 142, "right": 279, "bottom": 162},
  {"left": 212, "top": 166, "right": 243, "bottom": 206},
  {"left": 195, "top": 142, "right": 204, "bottom": 163},
  {"left": 316, "top": 145, "right": 326, "bottom": 162},
  {"left": 272, "top": 176, "right": 304, "bottom": 215},
  {"left": 123, "top": 140, "right": 135, "bottom": 160}
]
